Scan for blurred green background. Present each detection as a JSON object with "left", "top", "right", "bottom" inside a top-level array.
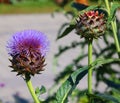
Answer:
[
  {"left": 0, "top": 0, "right": 119, "bottom": 14},
  {"left": 0, "top": 0, "right": 57, "bottom": 14}
]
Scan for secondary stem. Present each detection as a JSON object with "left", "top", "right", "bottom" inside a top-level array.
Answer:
[
  {"left": 111, "top": 21, "right": 120, "bottom": 57},
  {"left": 104, "top": 0, "right": 110, "bottom": 15},
  {"left": 25, "top": 76, "right": 40, "bottom": 103},
  {"left": 105, "top": 0, "right": 120, "bottom": 57},
  {"left": 88, "top": 39, "right": 93, "bottom": 102}
]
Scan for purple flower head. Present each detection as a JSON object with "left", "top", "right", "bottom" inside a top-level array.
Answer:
[
  {"left": 7, "top": 30, "right": 49, "bottom": 57},
  {"left": 7, "top": 30, "right": 50, "bottom": 76}
]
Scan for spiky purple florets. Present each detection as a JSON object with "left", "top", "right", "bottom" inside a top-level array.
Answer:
[
  {"left": 7, "top": 30, "right": 49, "bottom": 57},
  {"left": 7, "top": 30, "right": 50, "bottom": 76}
]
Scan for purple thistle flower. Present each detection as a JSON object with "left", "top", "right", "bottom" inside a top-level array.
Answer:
[
  {"left": 7, "top": 30, "right": 49, "bottom": 57},
  {"left": 7, "top": 30, "right": 50, "bottom": 76}
]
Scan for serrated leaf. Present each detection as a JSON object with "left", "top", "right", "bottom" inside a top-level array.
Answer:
[
  {"left": 103, "top": 78, "right": 120, "bottom": 89},
  {"left": 108, "top": 3, "right": 120, "bottom": 22},
  {"left": 55, "top": 66, "right": 88, "bottom": 103},
  {"left": 55, "top": 41, "right": 85, "bottom": 57},
  {"left": 85, "top": 5, "right": 99, "bottom": 11},
  {"left": 57, "top": 23, "right": 70, "bottom": 38},
  {"left": 54, "top": 64, "right": 74, "bottom": 83},
  {"left": 53, "top": 58, "right": 120, "bottom": 103},
  {"left": 90, "top": 57, "right": 120, "bottom": 68},
  {"left": 89, "top": 93, "right": 119, "bottom": 103},
  {"left": 110, "top": 3, "right": 120, "bottom": 18},
  {"left": 35, "top": 87, "right": 40, "bottom": 96},
  {"left": 57, "top": 24, "right": 76, "bottom": 40},
  {"left": 35, "top": 85, "right": 46, "bottom": 96},
  {"left": 39, "top": 86, "right": 46, "bottom": 95},
  {"left": 112, "top": 88, "right": 120, "bottom": 101}
]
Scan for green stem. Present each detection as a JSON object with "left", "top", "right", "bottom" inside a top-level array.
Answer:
[
  {"left": 88, "top": 39, "right": 93, "bottom": 102},
  {"left": 104, "top": 0, "right": 110, "bottom": 15},
  {"left": 105, "top": 0, "right": 120, "bottom": 57},
  {"left": 111, "top": 22, "right": 120, "bottom": 56},
  {"left": 25, "top": 76, "right": 40, "bottom": 103}
]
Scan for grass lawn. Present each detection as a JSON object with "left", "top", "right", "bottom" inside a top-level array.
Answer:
[{"left": 0, "top": 0, "right": 58, "bottom": 14}]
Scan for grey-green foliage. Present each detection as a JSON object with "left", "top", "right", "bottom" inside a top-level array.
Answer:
[
  {"left": 45, "top": 58, "right": 120, "bottom": 103},
  {"left": 46, "top": 1, "right": 120, "bottom": 103}
]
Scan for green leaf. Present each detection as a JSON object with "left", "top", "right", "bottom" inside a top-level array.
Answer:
[
  {"left": 90, "top": 57, "right": 120, "bottom": 68},
  {"left": 89, "top": 93, "right": 119, "bottom": 103},
  {"left": 103, "top": 78, "right": 120, "bottom": 89},
  {"left": 112, "top": 88, "right": 120, "bottom": 102},
  {"left": 108, "top": 3, "right": 120, "bottom": 22},
  {"left": 55, "top": 66, "right": 88, "bottom": 103},
  {"left": 35, "top": 85, "right": 46, "bottom": 97},
  {"left": 55, "top": 41, "right": 86, "bottom": 57},
  {"left": 56, "top": 24, "right": 76, "bottom": 40},
  {"left": 84, "top": 5, "right": 98, "bottom": 12},
  {"left": 54, "top": 64, "right": 74, "bottom": 83},
  {"left": 39, "top": 86, "right": 46, "bottom": 95},
  {"left": 53, "top": 58, "right": 120, "bottom": 103}
]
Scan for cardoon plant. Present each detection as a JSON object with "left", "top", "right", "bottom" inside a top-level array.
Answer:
[
  {"left": 76, "top": 9, "right": 107, "bottom": 102},
  {"left": 48, "top": 0, "right": 120, "bottom": 103},
  {"left": 7, "top": 30, "right": 49, "bottom": 103},
  {"left": 5, "top": 0, "right": 120, "bottom": 102}
]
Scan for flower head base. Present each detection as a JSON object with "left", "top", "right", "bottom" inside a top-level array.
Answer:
[
  {"left": 75, "top": 10, "right": 107, "bottom": 40},
  {"left": 7, "top": 30, "right": 49, "bottom": 76}
]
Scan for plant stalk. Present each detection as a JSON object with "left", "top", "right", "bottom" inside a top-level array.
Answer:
[
  {"left": 88, "top": 39, "right": 93, "bottom": 102},
  {"left": 25, "top": 76, "right": 40, "bottom": 103},
  {"left": 105, "top": 0, "right": 120, "bottom": 57}
]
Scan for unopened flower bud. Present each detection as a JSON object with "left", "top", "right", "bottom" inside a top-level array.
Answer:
[{"left": 76, "top": 10, "right": 107, "bottom": 40}]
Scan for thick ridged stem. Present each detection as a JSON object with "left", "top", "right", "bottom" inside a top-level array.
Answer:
[
  {"left": 88, "top": 39, "right": 93, "bottom": 102},
  {"left": 25, "top": 75, "right": 40, "bottom": 103},
  {"left": 105, "top": 0, "right": 120, "bottom": 58}
]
